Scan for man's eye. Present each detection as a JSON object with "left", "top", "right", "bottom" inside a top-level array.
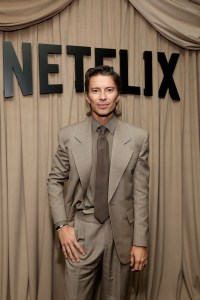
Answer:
[
  {"left": 92, "top": 89, "right": 98, "bottom": 93},
  {"left": 107, "top": 88, "right": 114, "bottom": 93}
]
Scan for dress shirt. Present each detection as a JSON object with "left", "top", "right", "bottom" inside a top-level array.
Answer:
[{"left": 76, "top": 115, "right": 116, "bottom": 213}]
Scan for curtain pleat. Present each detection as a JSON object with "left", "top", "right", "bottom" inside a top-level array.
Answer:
[
  {"left": 129, "top": 0, "right": 200, "bottom": 50},
  {"left": 0, "top": 0, "right": 75, "bottom": 31}
]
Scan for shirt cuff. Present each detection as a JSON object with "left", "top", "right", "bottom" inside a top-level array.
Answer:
[{"left": 54, "top": 220, "right": 68, "bottom": 230}]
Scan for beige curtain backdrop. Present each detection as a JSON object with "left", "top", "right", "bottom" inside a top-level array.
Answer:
[
  {"left": 0, "top": 0, "right": 75, "bottom": 30},
  {"left": 0, "top": 0, "right": 200, "bottom": 299},
  {"left": 129, "top": 0, "right": 200, "bottom": 50}
]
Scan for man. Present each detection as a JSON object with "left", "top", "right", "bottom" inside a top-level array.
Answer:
[{"left": 48, "top": 65, "right": 149, "bottom": 300}]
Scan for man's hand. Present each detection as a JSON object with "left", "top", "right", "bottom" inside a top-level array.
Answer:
[
  {"left": 130, "top": 246, "right": 148, "bottom": 271},
  {"left": 58, "top": 225, "right": 85, "bottom": 263}
]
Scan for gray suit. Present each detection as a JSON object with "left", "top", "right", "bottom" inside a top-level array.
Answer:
[{"left": 48, "top": 117, "right": 149, "bottom": 265}]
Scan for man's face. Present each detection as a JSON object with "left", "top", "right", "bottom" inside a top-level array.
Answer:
[{"left": 85, "top": 75, "right": 120, "bottom": 123}]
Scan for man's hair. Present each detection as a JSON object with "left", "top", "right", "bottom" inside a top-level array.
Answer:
[
  {"left": 84, "top": 65, "right": 122, "bottom": 117},
  {"left": 85, "top": 65, "right": 121, "bottom": 94}
]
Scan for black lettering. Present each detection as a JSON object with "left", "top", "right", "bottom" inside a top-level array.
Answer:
[
  {"left": 158, "top": 52, "right": 180, "bottom": 100},
  {"left": 143, "top": 51, "right": 153, "bottom": 96},
  {"left": 67, "top": 46, "right": 91, "bottom": 93},
  {"left": 95, "top": 48, "right": 116, "bottom": 66},
  {"left": 39, "top": 44, "right": 62, "bottom": 94},
  {"left": 119, "top": 50, "right": 140, "bottom": 95},
  {"left": 3, "top": 41, "right": 33, "bottom": 98}
]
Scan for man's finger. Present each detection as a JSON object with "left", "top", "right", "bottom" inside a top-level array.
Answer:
[
  {"left": 66, "top": 245, "right": 77, "bottom": 263},
  {"left": 130, "top": 255, "right": 135, "bottom": 267},
  {"left": 73, "top": 240, "right": 85, "bottom": 256},
  {"left": 132, "top": 260, "right": 142, "bottom": 271}
]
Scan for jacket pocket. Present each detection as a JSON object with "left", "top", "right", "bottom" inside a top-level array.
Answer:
[
  {"left": 74, "top": 215, "right": 85, "bottom": 241},
  {"left": 127, "top": 208, "right": 134, "bottom": 224}
]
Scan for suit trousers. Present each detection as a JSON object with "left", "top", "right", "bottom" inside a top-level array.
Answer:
[{"left": 64, "top": 212, "right": 131, "bottom": 300}]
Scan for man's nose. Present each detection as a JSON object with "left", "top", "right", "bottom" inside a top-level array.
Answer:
[{"left": 100, "top": 90, "right": 106, "bottom": 100}]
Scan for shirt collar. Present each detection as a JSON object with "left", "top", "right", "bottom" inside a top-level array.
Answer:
[{"left": 91, "top": 115, "right": 116, "bottom": 135}]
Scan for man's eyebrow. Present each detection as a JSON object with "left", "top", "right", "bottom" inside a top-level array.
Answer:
[{"left": 90, "top": 86, "right": 116, "bottom": 89}]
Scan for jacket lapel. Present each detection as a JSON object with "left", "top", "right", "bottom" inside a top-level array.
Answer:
[
  {"left": 108, "top": 119, "right": 133, "bottom": 202},
  {"left": 71, "top": 117, "right": 133, "bottom": 202},
  {"left": 71, "top": 118, "right": 92, "bottom": 195}
]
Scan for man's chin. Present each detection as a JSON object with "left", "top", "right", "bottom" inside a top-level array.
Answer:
[{"left": 95, "top": 110, "right": 115, "bottom": 117}]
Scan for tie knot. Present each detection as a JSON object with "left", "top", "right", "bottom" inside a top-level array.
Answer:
[{"left": 99, "top": 126, "right": 107, "bottom": 135}]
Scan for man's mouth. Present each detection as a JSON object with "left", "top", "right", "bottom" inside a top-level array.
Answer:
[{"left": 98, "top": 103, "right": 109, "bottom": 108}]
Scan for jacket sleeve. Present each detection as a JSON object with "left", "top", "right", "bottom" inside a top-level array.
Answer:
[
  {"left": 133, "top": 132, "right": 149, "bottom": 247},
  {"left": 47, "top": 131, "right": 69, "bottom": 227}
]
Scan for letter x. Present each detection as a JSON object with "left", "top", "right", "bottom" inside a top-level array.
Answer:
[{"left": 158, "top": 52, "right": 180, "bottom": 101}]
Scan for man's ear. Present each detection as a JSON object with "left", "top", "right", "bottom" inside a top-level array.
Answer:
[
  {"left": 116, "top": 96, "right": 120, "bottom": 103},
  {"left": 85, "top": 93, "right": 90, "bottom": 104}
]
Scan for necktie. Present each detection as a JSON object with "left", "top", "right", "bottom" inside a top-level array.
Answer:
[{"left": 94, "top": 126, "right": 110, "bottom": 223}]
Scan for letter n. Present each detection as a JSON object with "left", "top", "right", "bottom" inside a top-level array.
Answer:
[{"left": 3, "top": 41, "right": 33, "bottom": 98}]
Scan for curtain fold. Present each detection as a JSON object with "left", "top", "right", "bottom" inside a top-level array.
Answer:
[
  {"left": 0, "top": 0, "right": 199, "bottom": 49},
  {"left": 129, "top": 0, "right": 200, "bottom": 50},
  {"left": 0, "top": 0, "right": 75, "bottom": 31}
]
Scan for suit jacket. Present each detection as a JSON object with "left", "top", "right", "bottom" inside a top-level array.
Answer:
[{"left": 48, "top": 117, "right": 149, "bottom": 264}]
